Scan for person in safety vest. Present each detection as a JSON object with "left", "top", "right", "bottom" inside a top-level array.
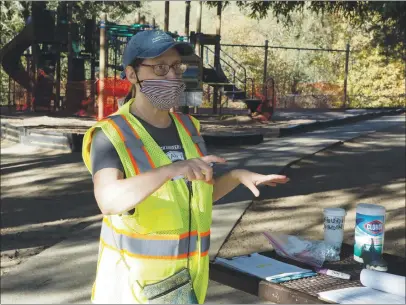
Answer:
[{"left": 82, "top": 30, "right": 289, "bottom": 304}]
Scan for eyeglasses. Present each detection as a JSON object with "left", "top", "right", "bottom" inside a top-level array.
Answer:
[{"left": 139, "top": 63, "right": 188, "bottom": 76}]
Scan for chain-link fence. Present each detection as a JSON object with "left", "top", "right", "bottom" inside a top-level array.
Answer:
[
  {"left": 1, "top": 41, "right": 405, "bottom": 113},
  {"left": 220, "top": 42, "right": 405, "bottom": 109}
]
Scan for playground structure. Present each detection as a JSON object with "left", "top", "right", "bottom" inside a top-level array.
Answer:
[{"left": 0, "top": 1, "right": 276, "bottom": 121}]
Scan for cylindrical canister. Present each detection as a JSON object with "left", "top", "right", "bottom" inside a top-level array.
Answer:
[
  {"left": 323, "top": 208, "right": 347, "bottom": 254},
  {"left": 354, "top": 203, "right": 386, "bottom": 263}
]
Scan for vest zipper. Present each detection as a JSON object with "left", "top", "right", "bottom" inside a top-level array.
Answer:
[
  {"left": 186, "top": 180, "right": 193, "bottom": 272},
  {"left": 187, "top": 180, "right": 193, "bottom": 197}
]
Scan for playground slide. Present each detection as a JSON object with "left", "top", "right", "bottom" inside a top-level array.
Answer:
[{"left": 0, "top": 22, "right": 35, "bottom": 92}]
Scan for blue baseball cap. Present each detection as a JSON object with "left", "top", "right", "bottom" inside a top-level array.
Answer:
[{"left": 121, "top": 30, "right": 194, "bottom": 79}]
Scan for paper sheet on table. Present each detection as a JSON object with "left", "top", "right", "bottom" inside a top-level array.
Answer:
[
  {"left": 318, "top": 287, "right": 405, "bottom": 304},
  {"left": 215, "top": 253, "right": 315, "bottom": 282},
  {"left": 318, "top": 269, "right": 406, "bottom": 304}
]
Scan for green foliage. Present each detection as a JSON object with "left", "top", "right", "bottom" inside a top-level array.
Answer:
[
  {"left": 71, "top": 1, "right": 142, "bottom": 24},
  {"left": 1, "top": 2, "right": 27, "bottom": 48},
  {"left": 216, "top": 5, "right": 404, "bottom": 108},
  {"left": 206, "top": 1, "right": 405, "bottom": 60},
  {"left": 347, "top": 48, "right": 405, "bottom": 107},
  {"left": 1, "top": 2, "right": 27, "bottom": 105},
  {"left": 220, "top": 9, "right": 342, "bottom": 95}
]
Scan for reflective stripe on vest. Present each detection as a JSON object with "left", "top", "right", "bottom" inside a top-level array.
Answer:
[
  {"left": 108, "top": 115, "right": 155, "bottom": 174},
  {"left": 172, "top": 113, "right": 208, "bottom": 156},
  {"left": 101, "top": 218, "right": 210, "bottom": 259},
  {"left": 200, "top": 230, "right": 210, "bottom": 256}
]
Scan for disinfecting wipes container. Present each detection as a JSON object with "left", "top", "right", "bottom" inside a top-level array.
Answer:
[{"left": 354, "top": 203, "right": 386, "bottom": 263}]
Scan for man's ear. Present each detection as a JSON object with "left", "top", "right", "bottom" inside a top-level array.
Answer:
[{"left": 125, "top": 66, "right": 137, "bottom": 81}]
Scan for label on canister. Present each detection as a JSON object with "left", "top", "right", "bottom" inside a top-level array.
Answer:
[{"left": 354, "top": 213, "right": 385, "bottom": 261}]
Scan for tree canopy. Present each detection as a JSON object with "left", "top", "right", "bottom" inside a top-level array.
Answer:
[
  {"left": 48, "top": 1, "right": 143, "bottom": 23},
  {"left": 1, "top": 1, "right": 143, "bottom": 36}
]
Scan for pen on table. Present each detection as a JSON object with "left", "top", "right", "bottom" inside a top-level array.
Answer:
[{"left": 315, "top": 268, "right": 351, "bottom": 280}]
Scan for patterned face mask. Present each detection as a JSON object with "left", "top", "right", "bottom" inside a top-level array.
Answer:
[{"left": 139, "top": 79, "right": 186, "bottom": 110}]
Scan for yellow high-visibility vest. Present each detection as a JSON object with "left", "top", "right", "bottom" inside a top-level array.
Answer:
[{"left": 82, "top": 99, "right": 213, "bottom": 304}]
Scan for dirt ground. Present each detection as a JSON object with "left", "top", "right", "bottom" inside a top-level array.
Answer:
[
  {"left": 0, "top": 139, "right": 101, "bottom": 275},
  {"left": 0, "top": 111, "right": 320, "bottom": 136},
  {"left": 1, "top": 123, "right": 405, "bottom": 277},
  {"left": 2, "top": 108, "right": 393, "bottom": 138},
  {"left": 218, "top": 124, "right": 406, "bottom": 259}
]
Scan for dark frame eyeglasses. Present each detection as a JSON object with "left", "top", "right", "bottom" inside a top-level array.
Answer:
[{"left": 139, "top": 63, "right": 188, "bottom": 76}]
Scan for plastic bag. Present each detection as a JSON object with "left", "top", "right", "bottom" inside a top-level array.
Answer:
[{"left": 263, "top": 232, "right": 340, "bottom": 268}]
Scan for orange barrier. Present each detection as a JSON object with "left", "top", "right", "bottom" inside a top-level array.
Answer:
[{"left": 95, "top": 78, "right": 131, "bottom": 118}]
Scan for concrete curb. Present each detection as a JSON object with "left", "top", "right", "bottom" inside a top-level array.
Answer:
[
  {"left": 203, "top": 132, "right": 264, "bottom": 146},
  {"left": 278, "top": 108, "right": 404, "bottom": 137},
  {"left": 0, "top": 122, "right": 83, "bottom": 152},
  {"left": 2, "top": 109, "right": 403, "bottom": 151}
]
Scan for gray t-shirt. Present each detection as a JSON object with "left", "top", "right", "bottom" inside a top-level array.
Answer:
[{"left": 90, "top": 114, "right": 186, "bottom": 176}]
